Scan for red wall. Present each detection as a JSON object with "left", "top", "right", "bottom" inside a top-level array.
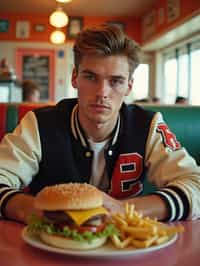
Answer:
[
  {"left": 84, "top": 16, "right": 141, "bottom": 43},
  {"left": 0, "top": 13, "right": 141, "bottom": 43},
  {"left": 0, "top": 13, "right": 53, "bottom": 42},
  {"left": 0, "top": 0, "right": 199, "bottom": 45},
  {"left": 142, "top": 0, "right": 200, "bottom": 44}
]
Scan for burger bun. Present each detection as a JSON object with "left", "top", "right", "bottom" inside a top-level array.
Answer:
[
  {"left": 35, "top": 183, "right": 103, "bottom": 210},
  {"left": 40, "top": 231, "right": 107, "bottom": 250}
]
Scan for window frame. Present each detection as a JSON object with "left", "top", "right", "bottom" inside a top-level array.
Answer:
[{"left": 157, "top": 34, "right": 200, "bottom": 105}]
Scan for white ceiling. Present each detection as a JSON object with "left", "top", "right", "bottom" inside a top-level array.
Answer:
[{"left": 0, "top": 0, "right": 156, "bottom": 17}]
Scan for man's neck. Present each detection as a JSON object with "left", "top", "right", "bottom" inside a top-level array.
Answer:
[{"left": 78, "top": 114, "right": 118, "bottom": 142}]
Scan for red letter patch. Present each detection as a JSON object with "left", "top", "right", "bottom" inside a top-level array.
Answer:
[
  {"left": 157, "top": 123, "right": 181, "bottom": 151},
  {"left": 109, "top": 153, "right": 143, "bottom": 198}
]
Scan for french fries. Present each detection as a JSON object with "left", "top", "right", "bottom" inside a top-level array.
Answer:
[{"left": 110, "top": 203, "right": 184, "bottom": 249}]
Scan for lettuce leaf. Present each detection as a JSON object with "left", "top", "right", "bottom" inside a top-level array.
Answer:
[{"left": 27, "top": 214, "right": 119, "bottom": 243}]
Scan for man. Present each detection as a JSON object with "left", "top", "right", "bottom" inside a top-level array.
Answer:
[
  {"left": 22, "top": 79, "right": 40, "bottom": 102},
  {"left": 175, "top": 96, "right": 188, "bottom": 105},
  {"left": 0, "top": 25, "right": 200, "bottom": 224}
]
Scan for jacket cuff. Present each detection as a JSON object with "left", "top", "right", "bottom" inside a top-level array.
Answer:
[
  {"left": 0, "top": 184, "right": 24, "bottom": 218},
  {"left": 152, "top": 185, "right": 190, "bottom": 222}
]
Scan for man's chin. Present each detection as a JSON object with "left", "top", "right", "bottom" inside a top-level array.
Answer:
[{"left": 89, "top": 115, "right": 108, "bottom": 126}]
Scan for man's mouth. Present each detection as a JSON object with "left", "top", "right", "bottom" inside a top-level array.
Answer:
[{"left": 89, "top": 103, "right": 110, "bottom": 111}]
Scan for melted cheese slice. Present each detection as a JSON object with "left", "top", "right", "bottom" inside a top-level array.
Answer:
[{"left": 65, "top": 207, "right": 108, "bottom": 226}]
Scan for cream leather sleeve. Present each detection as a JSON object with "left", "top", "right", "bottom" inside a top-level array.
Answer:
[
  {"left": 0, "top": 111, "right": 41, "bottom": 189},
  {"left": 145, "top": 112, "right": 200, "bottom": 220}
]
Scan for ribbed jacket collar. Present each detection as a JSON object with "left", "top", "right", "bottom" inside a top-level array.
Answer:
[{"left": 71, "top": 104, "right": 121, "bottom": 148}]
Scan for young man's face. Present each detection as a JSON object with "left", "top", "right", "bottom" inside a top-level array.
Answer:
[{"left": 72, "top": 54, "right": 133, "bottom": 126}]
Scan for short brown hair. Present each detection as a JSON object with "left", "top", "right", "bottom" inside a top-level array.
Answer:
[{"left": 73, "top": 24, "right": 141, "bottom": 79}]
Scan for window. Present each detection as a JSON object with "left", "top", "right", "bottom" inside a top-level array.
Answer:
[
  {"left": 190, "top": 45, "right": 200, "bottom": 105},
  {"left": 162, "top": 37, "right": 200, "bottom": 105},
  {"left": 178, "top": 52, "right": 189, "bottom": 98},
  {"left": 164, "top": 56, "right": 177, "bottom": 103},
  {"left": 125, "top": 63, "right": 149, "bottom": 103}
]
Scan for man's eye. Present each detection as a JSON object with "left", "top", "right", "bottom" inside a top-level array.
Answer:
[
  {"left": 84, "top": 74, "right": 96, "bottom": 81},
  {"left": 110, "top": 79, "right": 124, "bottom": 86}
]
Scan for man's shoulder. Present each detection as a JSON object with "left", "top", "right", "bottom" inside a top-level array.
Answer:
[
  {"left": 56, "top": 98, "right": 78, "bottom": 111},
  {"left": 33, "top": 98, "right": 78, "bottom": 128},
  {"left": 121, "top": 103, "right": 155, "bottom": 118},
  {"left": 34, "top": 98, "right": 78, "bottom": 115}
]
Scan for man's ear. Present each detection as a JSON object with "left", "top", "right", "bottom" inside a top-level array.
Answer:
[
  {"left": 71, "top": 68, "right": 78, "bottom": 88},
  {"left": 125, "top": 78, "right": 133, "bottom": 96}
]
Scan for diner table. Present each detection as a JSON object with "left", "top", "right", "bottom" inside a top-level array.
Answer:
[{"left": 0, "top": 219, "right": 199, "bottom": 266}]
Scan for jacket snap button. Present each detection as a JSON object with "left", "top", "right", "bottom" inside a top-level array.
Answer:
[
  {"left": 85, "top": 151, "right": 91, "bottom": 157},
  {"left": 108, "top": 150, "right": 113, "bottom": 156}
]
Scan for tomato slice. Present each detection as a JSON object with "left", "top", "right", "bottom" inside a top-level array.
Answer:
[
  {"left": 77, "top": 223, "right": 106, "bottom": 233},
  {"left": 55, "top": 222, "right": 106, "bottom": 233}
]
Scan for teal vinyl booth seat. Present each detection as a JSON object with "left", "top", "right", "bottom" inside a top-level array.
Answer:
[
  {"left": 0, "top": 102, "right": 52, "bottom": 139},
  {"left": 0, "top": 102, "right": 200, "bottom": 195}
]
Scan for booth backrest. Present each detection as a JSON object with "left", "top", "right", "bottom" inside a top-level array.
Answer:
[
  {"left": 0, "top": 104, "right": 7, "bottom": 140},
  {"left": 0, "top": 103, "right": 200, "bottom": 165},
  {"left": 0, "top": 103, "right": 52, "bottom": 138},
  {"left": 18, "top": 103, "right": 47, "bottom": 122}
]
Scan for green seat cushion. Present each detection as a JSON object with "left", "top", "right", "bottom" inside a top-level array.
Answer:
[{"left": 6, "top": 105, "right": 18, "bottom": 133}]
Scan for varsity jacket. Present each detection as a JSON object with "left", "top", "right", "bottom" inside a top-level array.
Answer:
[{"left": 0, "top": 98, "right": 200, "bottom": 222}]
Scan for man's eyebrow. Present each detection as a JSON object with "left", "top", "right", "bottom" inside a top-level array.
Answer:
[
  {"left": 80, "top": 70, "right": 126, "bottom": 80},
  {"left": 80, "top": 69, "right": 96, "bottom": 75},
  {"left": 111, "top": 75, "right": 126, "bottom": 80}
]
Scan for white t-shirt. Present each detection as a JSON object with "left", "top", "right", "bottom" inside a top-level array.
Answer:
[{"left": 88, "top": 138, "right": 109, "bottom": 192}]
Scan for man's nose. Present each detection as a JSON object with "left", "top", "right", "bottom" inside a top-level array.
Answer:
[{"left": 96, "top": 80, "right": 110, "bottom": 97}]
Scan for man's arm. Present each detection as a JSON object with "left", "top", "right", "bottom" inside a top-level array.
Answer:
[
  {"left": 103, "top": 192, "right": 168, "bottom": 221},
  {"left": 4, "top": 193, "right": 41, "bottom": 224},
  {"left": 123, "top": 194, "right": 168, "bottom": 220},
  {"left": 0, "top": 111, "right": 42, "bottom": 222},
  {"left": 143, "top": 112, "right": 200, "bottom": 221}
]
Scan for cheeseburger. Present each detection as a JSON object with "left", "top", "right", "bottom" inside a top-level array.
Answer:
[{"left": 27, "top": 183, "right": 118, "bottom": 250}]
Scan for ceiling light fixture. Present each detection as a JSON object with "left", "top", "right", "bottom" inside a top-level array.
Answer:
[
  {"left": 56, "top": 0, "right": 72, "bottom": 3},
  {"left": 50, "top": 30, "right": 66, "bottom": 44},
  {"left": 49, "top": 7, "right": 69, "bottom": 28}
]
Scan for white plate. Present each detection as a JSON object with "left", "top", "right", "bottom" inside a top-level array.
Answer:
[{"left": 22, "top": 227, "right": 177, "bottom": 258}]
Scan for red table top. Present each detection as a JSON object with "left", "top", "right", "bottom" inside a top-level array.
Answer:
[{"left": 0, "top": 219, "right": 199, "bottom": 266}]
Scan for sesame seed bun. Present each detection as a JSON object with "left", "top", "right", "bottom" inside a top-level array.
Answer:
[{"left": 34, "top": 183, "right": 103, "bottom": 210}]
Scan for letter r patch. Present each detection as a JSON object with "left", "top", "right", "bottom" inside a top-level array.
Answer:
[{"left": 157, "top": 123, "right": 181, "bottom": 151}]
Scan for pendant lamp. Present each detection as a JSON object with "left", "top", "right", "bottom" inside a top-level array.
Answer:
[
  {"left": 50, "top": 30, "right": 66, "bottom": 44},
  {"left": 49, "top": 7, "right": 69, "bottom": 28},
  {"left": 56, "top": 0, "right": 72, "bottom": 2}
]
